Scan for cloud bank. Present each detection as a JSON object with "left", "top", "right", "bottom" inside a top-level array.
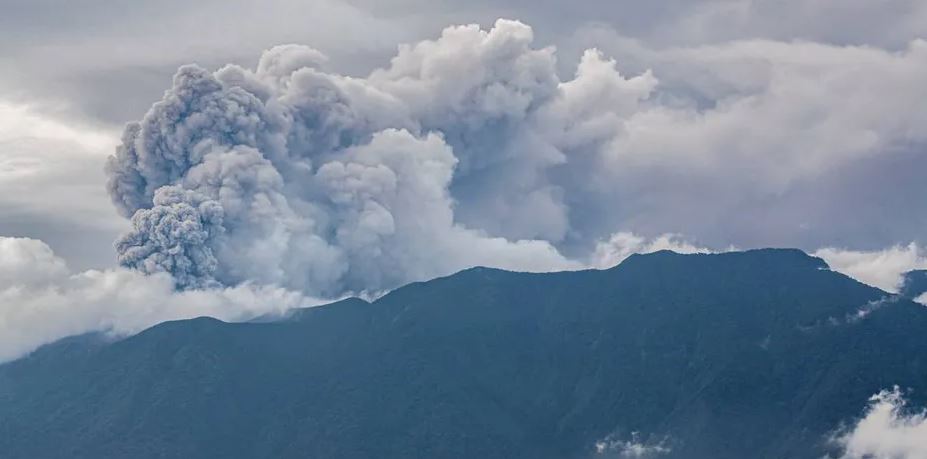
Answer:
[
  {"left": 0, "top": 229, "right": 708, "bottom": 363},
  {"left": 815, "top": 244, "right": 927, "bottom": 293},
  {"left": 0, "top": 236, "right": 316, "bottom": 363}
]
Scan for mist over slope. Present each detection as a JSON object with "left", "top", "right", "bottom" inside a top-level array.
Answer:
[{"left": 2, "top": 249, "right": 925, "bottom": 459}]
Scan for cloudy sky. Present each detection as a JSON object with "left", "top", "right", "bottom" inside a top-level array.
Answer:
[
  {"left": 3, "top": 0, "right": 927, "bottom": 265},
  {"left": 2, "top": 0, "right": 927, "bottom": 362}
]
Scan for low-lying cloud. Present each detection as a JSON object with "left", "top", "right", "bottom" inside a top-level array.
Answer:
[
  {"left": 832, "top": 387, "right": 927, "bottom": 459},
  {"left": 0, "top": 236, "right": 318, "bottom": 363},
  {"left": 103, "top": 19, "right": 651, "bottom": 297},
  {"left": 0, "top": 230, "right": 701, "bottom": 363},
  {"left": 815, "top": 244, "right": 927, "bottom": 293}
]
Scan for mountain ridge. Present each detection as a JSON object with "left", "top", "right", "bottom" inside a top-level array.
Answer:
[{"left": 1, "top": 248, "right": 924, "bottom": 459}]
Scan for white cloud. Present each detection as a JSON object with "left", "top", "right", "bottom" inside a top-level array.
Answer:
[
  {"left": 0, "top": 236, "right": 69, "bottom": 285},
  {"left": 815, "top": 244, "right": 927, "bottom": 293},
  {"left": 594, "top": 432, "right": 671, "bottom": 458},
  {"left": 0, "top": 236, "right": 320, "bottom": 363},
  {"left": 590, "top": 232, "right": 713, "bottom": 269},
  {"left": 833, "top": 387, "right": 927, "bottom": 459},
  {"left": 0, "top": 228, "right": 711, "bottom": 363},
  {"left": 544, "top": 28, "right": 927, "bottom": 251}
]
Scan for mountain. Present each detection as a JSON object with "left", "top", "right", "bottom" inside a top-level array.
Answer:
[
  {"left": 900, "top": 269, "right": 927, "bottom": 300},
  {"left": 1, "top": 249, "right": 926, "bottom": 459}
]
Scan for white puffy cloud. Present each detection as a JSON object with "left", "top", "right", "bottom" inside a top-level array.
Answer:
[
  {"left": 0, "top": 236, "right": 318, "bottom": 363},
  {"left": 590, "top": 232, "right": 713, "bottom": 269},
  {"left": 833, "top": 387, "right": 927, "bottom": 459},
  {"left": 0, "top": 236, "right": 69, "bottom": 286},
  {"left": 815, "top": 244, "right": 927, "bottom": 293},
  {"left": 604, "top": 39, "right": 927, "bottom": 177},
  {"left": 560, "top": 34, "right": 927, "bottom": 251}
]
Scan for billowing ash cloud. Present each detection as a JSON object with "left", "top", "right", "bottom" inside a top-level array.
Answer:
[
  {"left": 104, "top": 18, "right": 927, "bottom": 298},
  {"left": 105, "top": 19, "right": 651, "bottom": 297},
  {"left": 115, "top": 186, "right": 225, "bottom": 289}
]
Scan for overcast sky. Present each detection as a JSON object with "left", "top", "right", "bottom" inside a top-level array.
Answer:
[{"left": 1, "top": 0, "right": 926, "bottom": 271}]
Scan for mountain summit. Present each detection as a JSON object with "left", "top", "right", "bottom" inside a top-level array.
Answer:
[{"left": 1, "top": 249, "right": 925, "bottom": 459}]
